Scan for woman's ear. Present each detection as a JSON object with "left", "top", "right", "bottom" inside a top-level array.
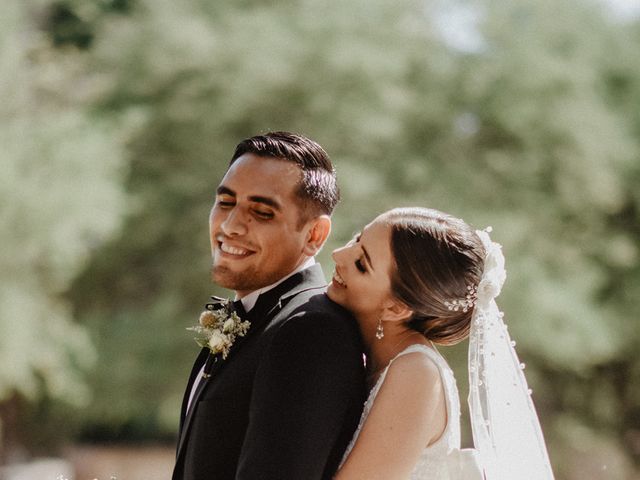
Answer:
[
  {"left": 302, "top": 215, "right": 331, "bottom": 256},
  {"left": 380, "top": 298, "right": 413, "bottom": 323}
]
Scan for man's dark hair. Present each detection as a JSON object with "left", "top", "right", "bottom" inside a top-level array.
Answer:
[{"left": 230, "top": 131, "right": 340, "bottom": 221}]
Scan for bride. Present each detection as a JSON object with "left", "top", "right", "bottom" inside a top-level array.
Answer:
[{"left": 328, "top": 207, "right": 554, "bottom": 479}]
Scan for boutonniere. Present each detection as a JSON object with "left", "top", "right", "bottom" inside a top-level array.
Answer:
[{"left": 187, "top": 299, "right": 251, "bottom": 359}]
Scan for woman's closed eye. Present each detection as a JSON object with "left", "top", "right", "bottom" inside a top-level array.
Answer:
[{"left": 355, "top": 258, "right": 367, "bottom": 273}]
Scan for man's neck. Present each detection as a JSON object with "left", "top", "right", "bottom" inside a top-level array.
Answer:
[{"left": 236, "top": 257, "right": 315, "bottom": 312}]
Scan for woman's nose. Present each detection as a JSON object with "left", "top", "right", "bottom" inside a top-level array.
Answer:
[{"left": 331, "top": 244, "right": 350, "bottom": 264}]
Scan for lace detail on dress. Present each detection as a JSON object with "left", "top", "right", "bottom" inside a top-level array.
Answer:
[{"left": 340, "top": 344, "right": 463, "bottom": 480}]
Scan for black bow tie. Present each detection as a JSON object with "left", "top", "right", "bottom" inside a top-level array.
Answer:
[{"left": 205, "top": 295, "right": 245, "bottom": 317}]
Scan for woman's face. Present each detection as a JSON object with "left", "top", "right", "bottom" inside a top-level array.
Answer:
[{"left": 327, "top": 218, "right": 396, "bottom": 322}]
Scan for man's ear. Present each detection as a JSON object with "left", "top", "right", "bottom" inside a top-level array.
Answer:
[
  {"left": 380, "top": 298, "right": 413, "bottom": 323},
  {"left": 302, "top": 215, "right": 331, "bottom": 256}
]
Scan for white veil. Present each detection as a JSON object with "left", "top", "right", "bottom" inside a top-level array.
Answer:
[{"left": 468, "top": 228, "right": 555, "bottom": 480}]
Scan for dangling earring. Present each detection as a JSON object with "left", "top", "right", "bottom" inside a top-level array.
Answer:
[{"left": 375, "top": 318, "right": 384, "bottom": 340}]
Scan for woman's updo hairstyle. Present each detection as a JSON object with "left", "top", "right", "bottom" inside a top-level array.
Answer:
[{"left": 382, "top": 207, "right": 485, "bottom": 346}]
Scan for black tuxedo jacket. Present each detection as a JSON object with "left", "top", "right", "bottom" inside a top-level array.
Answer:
[{"left": 173, "top": 264, "right": 367, "bottom": 480}]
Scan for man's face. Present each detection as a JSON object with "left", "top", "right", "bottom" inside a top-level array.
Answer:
[{"left": 209, "top": 153, "right": 312, "bottom": 297}]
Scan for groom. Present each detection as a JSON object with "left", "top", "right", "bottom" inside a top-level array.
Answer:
[{"left": 172, "top": 132, "right": 367, "bottom": 480}]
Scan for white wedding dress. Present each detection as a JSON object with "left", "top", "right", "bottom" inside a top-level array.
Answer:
[
  {"left": 340, "top": 344, "right": 482, "bottom": 479},
  {"left": 338, "top": 229, "right": 555, "bottom": 479}
]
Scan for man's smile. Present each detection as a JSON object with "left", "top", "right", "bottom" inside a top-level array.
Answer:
[{"left": 216, "top": 236, "right": 255, "bottom": 258}]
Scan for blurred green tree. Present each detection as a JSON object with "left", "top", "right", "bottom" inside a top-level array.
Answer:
[
  {"left": 65, "top": 0, "right": 461, "bottom": 440},
  {"left": 0, "top": 0, "right": 129, "bottom": 458},
  {"left": 7, "top": 0, "right": 640, "bottom": 476}
]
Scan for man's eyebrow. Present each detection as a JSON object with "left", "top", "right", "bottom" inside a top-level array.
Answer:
[
  {"left": 248, "top": 195, "right": 282, "bottom": 211},
  {"left": 216, "top": 186, "right": 282, "bottom": 211},
  {"left": 216, "top": 185, "right": 235, "bottom": 196}
]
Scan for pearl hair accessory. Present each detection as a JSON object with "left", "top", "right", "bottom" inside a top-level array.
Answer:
[{"left": 444, "top": 284, "right": 478, "bottom": 313}]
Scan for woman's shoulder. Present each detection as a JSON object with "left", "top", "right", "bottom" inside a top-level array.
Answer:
[
  {"left": 382, "top": 345, "right": 444, "bottom": 394},
  {"left": 368, "top": 344, "right": 450, "bottom": 450},
  {"left": 391, "top": 344, "right": 447, "bottom": 370}
]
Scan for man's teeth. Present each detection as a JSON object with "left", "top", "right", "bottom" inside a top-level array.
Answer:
[{"left": 220, "top": 243, "right": 249, "bottom": 256}]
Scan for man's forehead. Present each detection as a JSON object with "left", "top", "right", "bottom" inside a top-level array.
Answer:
[
  {"left": 227, "top": 153, "right": 301, "bottom": 175},
  {"left": 218, "top": 155, "right": 301, "bottom": 203}
]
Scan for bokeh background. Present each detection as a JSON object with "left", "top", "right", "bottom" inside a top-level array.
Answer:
[{"left": 2, "top": 0, "right": 640, "bottom": 478}]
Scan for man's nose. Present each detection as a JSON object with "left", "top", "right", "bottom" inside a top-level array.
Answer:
[{"left": 220, "top": 208, "right": 248, "bottom": 236}]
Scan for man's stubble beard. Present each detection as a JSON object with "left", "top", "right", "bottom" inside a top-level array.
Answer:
[{"left": 211, "top": 264, "right": 286, "bottom": 293}]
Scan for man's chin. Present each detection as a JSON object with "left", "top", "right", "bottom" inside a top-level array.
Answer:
[
  {"left": 211, "top": 265, "right": 236, "bottom": 288},
  {"left": 211, "top": 266, "right": 257, "bottom": 292}
]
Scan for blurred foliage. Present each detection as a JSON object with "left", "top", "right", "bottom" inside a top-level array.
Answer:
[
  {"left": 0, "top": 1, "right": 129, "bottom": 405},
  {"left": 2, "top": 0, "right": 640, "bottom": 477}
]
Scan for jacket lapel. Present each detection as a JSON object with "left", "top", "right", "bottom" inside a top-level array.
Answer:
[
  {"left": 175, "top": 264, "right": 328, "bottom": 462},
  {"left": 208, "top": 264, "right": 327, "bottom": 374}
]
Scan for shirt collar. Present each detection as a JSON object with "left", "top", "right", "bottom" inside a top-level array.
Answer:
[{"left": 238, "top": 257, "right": 316, "bottom": 313}]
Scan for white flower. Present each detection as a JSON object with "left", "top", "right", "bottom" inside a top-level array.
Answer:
[
  {"left": 483, "top": 242, "right": 505, "bottom": 273},
  {"left": 208, "top": 331, "right": 229, "bottom": 352},
  {"left": 188, "top": 300, "right": 251, "bottom": 359},
  {"left": 199, "top": 310, "right": 217, "bottom": 328},
  {"left": 475, "top": 227, "right": 507, "bottom": 310},
  {"left": 222, "top": 318, "right": 236, "bottom": 333},
  {"left": 476, "top": 272, "right": 505, "bottom": 309}
]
